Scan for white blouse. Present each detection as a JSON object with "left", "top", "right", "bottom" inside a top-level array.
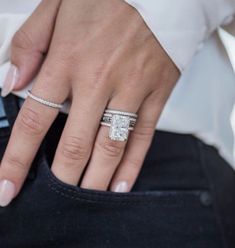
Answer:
[{"left": 0, "top": 0, "right": 235, "bottom": 168}]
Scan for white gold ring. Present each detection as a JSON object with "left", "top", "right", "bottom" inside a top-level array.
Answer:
[
  {"left": 27, "top": 90, "right": 63, "bottom": 109},
  {"left": 101, "top": 109, "right": 138, "bottom": 141},
  {"left": 104, "top": 109, "right": 138, "bottom": 118}
]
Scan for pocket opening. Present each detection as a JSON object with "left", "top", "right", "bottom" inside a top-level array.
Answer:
[{"left": 40, "top": 157, "right": 208, "bottom": 206}]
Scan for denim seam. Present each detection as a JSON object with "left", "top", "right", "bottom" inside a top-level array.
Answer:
[
  {"left": 47, "top": 181, "right": 202, "bottom": 206},
  {"left": 48, "top": 183, "right": 158, "bottom": 205},
  {"left": 47, "top": 171, "right": 156, "bottom": 204},
  {"left": 46, "top": 166, "right": 205, "bottom": 205},
  {"left": 196, "top": 140, "right": 228, "bottom": 248}
]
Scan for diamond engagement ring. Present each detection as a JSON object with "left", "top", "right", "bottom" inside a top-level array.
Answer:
[
  {"left": 101, "top": 109, "right": 138, "bottom": 141},
  {"left": 27, "top": 90, "right": 64, "bottom": 109}
]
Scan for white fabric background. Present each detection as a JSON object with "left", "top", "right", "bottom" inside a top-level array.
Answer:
[{"left": 0, "top": 1, "right": 235, "bottom": 168}]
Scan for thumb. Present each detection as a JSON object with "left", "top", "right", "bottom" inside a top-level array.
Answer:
[{"left": 1, "top": 0, "right": 61, "bottom": 97}]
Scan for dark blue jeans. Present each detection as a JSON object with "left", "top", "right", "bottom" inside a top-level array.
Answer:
[{"left": 0, "top": 93, "right": 235, "bottom": 248}]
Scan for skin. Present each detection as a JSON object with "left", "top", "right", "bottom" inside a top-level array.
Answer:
[{"left": 0, "top": 0, "right": 179, "bottom": 199}]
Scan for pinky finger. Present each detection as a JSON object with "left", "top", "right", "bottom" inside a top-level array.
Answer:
[{"left": 110, "top": 94, "right": 162, "bottom": 193}]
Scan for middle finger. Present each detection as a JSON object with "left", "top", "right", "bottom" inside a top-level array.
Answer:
[{"left": 51, "top": 88, "right": 109, "bottom": 185}]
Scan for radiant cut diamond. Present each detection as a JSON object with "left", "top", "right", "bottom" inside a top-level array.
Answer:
[{"left": 109, "top": 115, "right": 130, "bottom": 141}]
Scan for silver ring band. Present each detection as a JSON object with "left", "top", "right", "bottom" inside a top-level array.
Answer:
[
  {"left": 104, "top": 109, "right": 138, "bottom": 118},
  {"left": 101, "top": 113, "right": 136, "bottom": 130},
  {"left": 27, "top": 90, "right": 63, "bottom": 109},
  {"left": 100, "top": 122, "right": 135, "bottom": 131}
]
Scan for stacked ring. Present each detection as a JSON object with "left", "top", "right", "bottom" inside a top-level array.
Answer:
[
  {"left": 101, "top": 109, "right": 138, "bottom": 141},
  {"left": 26, "top": 91, "right": 137, "bottom": 142},
  {"left": 27, "top": 90, "right": 64, "bottom": 109}
]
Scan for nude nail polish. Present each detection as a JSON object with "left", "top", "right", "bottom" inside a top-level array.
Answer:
[
  {"left": 1, "top": 64, "right": 19, "bottom": 97},
  {"left": 0, "top": 180, "right": 15, "bottom": 207},
  {"left": 113, "top": 181, "right": 129, "bottom": 193}
]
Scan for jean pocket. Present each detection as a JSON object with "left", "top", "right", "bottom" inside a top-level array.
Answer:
[
  {"left": 39, "top": 156, "right": 205, "bottom": 205},
  {"left": 0, "top": 155, "right": 224, "bottom": 248}
]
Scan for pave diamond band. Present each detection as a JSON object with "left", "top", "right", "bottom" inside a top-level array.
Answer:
[
  {"left": 27, "top": 90, "right": 64, "bottom": 109},
  {"left": 101, "top": 109, "right": 138, "bottom": 141},
  {"left": 104, "top": 109, "right": 138, "bottom": 118},
  {"left": 101, "top": 114, "right": 136, "bottom": 130}
]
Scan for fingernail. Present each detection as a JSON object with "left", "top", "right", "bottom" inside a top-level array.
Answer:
[
  {"left": 1, "top": 64, "right": 19, "bottom": 97},
  {"left": 112, "top": 181, "right": 129, "bottom": 193},
  {"left": 0, "top": 180, "right": 15, "bottom": 207}
]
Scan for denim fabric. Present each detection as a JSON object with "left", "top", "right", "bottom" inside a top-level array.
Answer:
[
  {"left": 0, "top": 94, "right": 235, "bottom": 248},
  {"left": 0, "top": 97, "right": 8, "bottom": 128}
]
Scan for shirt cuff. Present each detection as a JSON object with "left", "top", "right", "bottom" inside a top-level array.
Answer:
[{"left": 124, "top": 0, "right": 235, "bottom": 72}]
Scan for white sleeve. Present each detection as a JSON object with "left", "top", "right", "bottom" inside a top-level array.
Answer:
[{"left": 124, "top": 0, "right": 235, "bottom": 72}]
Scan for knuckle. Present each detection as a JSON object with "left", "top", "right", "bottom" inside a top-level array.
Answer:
[
  {"left": 97, "top": 137, "right": 124, "bottom": 158},
  {"left": 126, "top": 158, "right": 142, "bottom": 170},
  {"left": 58, "top": 48, "right": 80, "bottom": 64},
  {"left": 133, "top": 123, "right": 154, "bottom": 142},
  {"left": 92, "top": 63, "right": 110, "bottom": 81},
  {"left": 12, "top": 29, "right": 34, "bottom": 51},
  {"left": 60, "top": 136, "right": 89, "bottom": 162},
  {"left": 82, "top": 60, "right": 112, "bottom": 89},
  {"left": 126, "top": 70, "right": 142, "bottom": 84},
  {"left": 17, "top": 107, "right": 44, "bottom": 136},
  {"left": 4, "top": 154, "right": 27, "bottom": 173},
  {"left": 38, "top": 62, "right": 69, "bottom": 87}
]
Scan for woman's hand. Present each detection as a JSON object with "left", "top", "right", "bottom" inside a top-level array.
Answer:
[{"left": 0, "top": 0, "right": 179, "bottom": 206}]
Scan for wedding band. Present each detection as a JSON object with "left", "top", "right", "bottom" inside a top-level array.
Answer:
[
  {"left": 101, "top": 109, "right": 138, "bottom": 141},
  {"left": 104, "top": 109, "right": 138, "bottom": 118},
  {"left": 27, "top": 90, "right": 64, "bottom": 109}
]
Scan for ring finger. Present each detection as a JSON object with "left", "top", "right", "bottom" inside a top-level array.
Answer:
[{"left": 80, "top": 93, "right": 144, "bottom": 191}]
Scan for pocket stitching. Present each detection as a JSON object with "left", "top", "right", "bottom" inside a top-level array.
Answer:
[
  {"left": 47, "top": 172, "right": 159, "bottom": 205},
  {"left": 48, "top": 182, "right": 157, "bottom": 205},
  {"left": 46, "top": 167, "right": 204, "bottom": 205}
]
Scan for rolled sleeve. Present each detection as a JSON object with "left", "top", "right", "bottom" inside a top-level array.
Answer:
[{"left": 124, "top": 0, "right": 235, "bottom": 72}]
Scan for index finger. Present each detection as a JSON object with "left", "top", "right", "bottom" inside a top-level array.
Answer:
[{"left": 0, "top": 72, "right": 67, "bottom": 207}]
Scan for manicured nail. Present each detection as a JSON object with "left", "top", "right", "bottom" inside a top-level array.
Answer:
[
  {"left": 112, "top": 181, "right": 129, "bottom": 193},
  {"left": 1, "top": 64, "right": 19, "bottom": 97},
  {"left": 0, "top": 180, "right": 15, "bottom": 207}
]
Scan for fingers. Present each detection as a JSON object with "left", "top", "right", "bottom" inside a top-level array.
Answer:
[
  {"left": 80, "top": 126, "right": 126, "bottom": 190},
  {"left": 80, "top": 94, "right": 142, "bottom": 191},
  {"left": 110, "top": 94, "right": 161, "bottom": 192},
  {"left": 1, "top": 0, "right": 61, "bottom": 96},
  {"left": 51, "top": 89, "right": 110, "bottom": 186},
  {"left": 0, "top": 58, "right": 69, "bottom": 206}
]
